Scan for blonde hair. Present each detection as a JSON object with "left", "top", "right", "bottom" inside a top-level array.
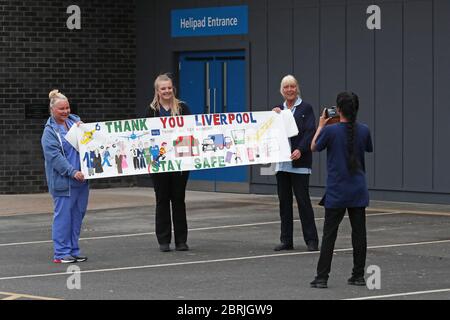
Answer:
[
  {"left": 280, "top": 75, "right": 301, "bottom": 97},
  {"left": 48, "top": 89, "right": 68, "bottom": 114},
  {"left": 150, "top": 74, "right": 182, "bottom": 116}
]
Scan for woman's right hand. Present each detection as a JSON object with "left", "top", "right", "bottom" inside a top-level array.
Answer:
[
  {"left": 272, "top": 107, "right": 282, "bottom": 114},
  {"left": 74, "top": 171, "right": 85, "bottom": 182},
  {"left": 318, "top": 108, "right": 331, "bottom": 128}
]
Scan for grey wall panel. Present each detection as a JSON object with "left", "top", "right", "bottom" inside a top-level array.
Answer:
[
  {"left": 374, "top": 2, "right": 403, "bottom": 190},
  {"left": 318, "top": 1, "right": 346, "bottom": 185},
  {"left": 135, "top": 0, "right": 449, "bottom": 203},
  {"left": 249, "top": 0, "right": 272, "bottom": 184},
  {"left": 157, "top": 1, "right": 175, "bottom": 74},
  {"left": 165, "top": 0, "right": 199, "bottom": 54},
  {"left": 263, "top": 0, "right": 294, "bottom": 184},
  {"left": 267, "top": 0, "right": 294, "bottom": 108},
  {"left": 249, "top": 0, "right": 268, "bottom": 112},
  {"left": 403, "top": 0, "right": 433, "bottom": 191},
  {"left": 433, "top": 0, "right": 450, "bottom": 192},
  {"left": 293, "top": 1, "right": 321, "bottom": 185},
  {"left": 136, "top": 0, "right": 156, "bottom": 117},
  {"left": 320, "top": 2, "right": 346, "bottom": 106},
  {"left": 346, "top": 3, "right": 375, "bottom": 187}
]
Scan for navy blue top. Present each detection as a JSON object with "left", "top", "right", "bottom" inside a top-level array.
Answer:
[
  {"left": 315, "top": 122, "right": 373, "bottom": 208},
  {"left": 276, "top": 100, "right": 316, "bottom": 169},
  {"left": 159, "top": 107, "right": 171, "bottom": 117}
]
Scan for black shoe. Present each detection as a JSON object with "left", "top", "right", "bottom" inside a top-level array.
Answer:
[
  {"left": 72, "top": 255, "right": 88, "bottom": 262},
  {"left": 175, "top": 243, "right": 189, "bottom": 251},
  {"left": 306, "top": 241, "right": 319, "bottom": 252},
  {"left": 159, "top": 243, "right": 171, "bottom": 252},
  {"left": 274, "top": 243, "right": 294, "bottom": 251},
  {"left": 310, "top": 277, "right": 328, "bottom": 288},
  {"left": 348, "top": 276, "right": 366, "bottom": 286}
]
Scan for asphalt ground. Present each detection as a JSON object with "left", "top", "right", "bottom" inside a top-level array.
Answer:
[{"left": 0, "top": 188, "right": 449, "bottom": 301}]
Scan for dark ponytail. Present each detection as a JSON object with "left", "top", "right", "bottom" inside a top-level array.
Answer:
[{"left": 336, "top": 92, "right": 359, "bottom": 174}]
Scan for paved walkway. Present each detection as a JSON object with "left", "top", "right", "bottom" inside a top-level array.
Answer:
[
  {"left": 1, "top": 187, "right": 449, "bottom": 217},
  {"left": 0, "top": 187, "right": 449, "bottom": 300}
]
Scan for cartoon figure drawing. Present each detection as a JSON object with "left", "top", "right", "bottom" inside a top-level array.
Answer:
[
  {"left": 234, "top": 148, "right": 243, "bottom": 164},
  {"left": 225, "top": 151, "right": 234, "bottom": 164},
  {"left": 143, "top": 142, "right": 152, "bottom": 166},
  {"left": 82, "top": 148, "right": 94, "bottom": 176},
  {"left": 93, "top": 149, "right": 104, "bottom": 173},
  {"left": 131, "top": 145, "right": 139, "bottom": 170},
  {"left": 121, "top": 154, "right": 128, "bottom": 170},
  {"left": 102, "top": 147, "right": 112, "bottom": 167},
  {"left": 138, "top": 143, "right": 146, "bottom": 169},
  {"left": 247, "top": 147, "right": 255, "bottom": 162},
  {"left": 115, "top": 153, "right": 123, "bottom": 174},
  {"left": 150, "top": 145, "right": 160, "bottom": 166},
  {"left": 159, "top": 142, "right": 167, "bottom": 161},
  {"left": 116, "top": 141, "right": 128, "bottom": 171}
]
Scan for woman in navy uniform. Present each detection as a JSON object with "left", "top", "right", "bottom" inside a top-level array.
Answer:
[
  {"left": 310, "top": 92, "right": 373, "bottom": 288},
  {"left": 146, "top": 74, "right": 191, "bottom": 252},
  {"left": 272, "top": 75, "right": 319, "bottom": 252}
]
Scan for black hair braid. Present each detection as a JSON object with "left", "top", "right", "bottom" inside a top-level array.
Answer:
[{"left": 337, "top": 92, "right": 359, "bottom": 174}]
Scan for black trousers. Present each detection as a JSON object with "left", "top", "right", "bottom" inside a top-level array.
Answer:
[
  {"left": 316, "top": 207, "right": 367, "bottom": 279},
  {"left": 276, "top": 172, "right": 319, "bottom": 245},
  {"left": 151, "top": 171, "right": 189, "bottom": 245}
]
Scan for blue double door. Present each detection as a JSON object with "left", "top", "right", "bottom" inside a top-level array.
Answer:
[{"left": 178, "top": 51, "right": 247, "bottom": 186}]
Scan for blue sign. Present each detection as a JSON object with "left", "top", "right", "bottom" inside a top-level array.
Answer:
[{"left": 171, "top": 5, "right": 248, "bottom": 38}]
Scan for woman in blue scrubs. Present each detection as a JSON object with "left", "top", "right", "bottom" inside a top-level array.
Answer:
[
  {"left": 41, "top": 89, "right": 89, "bottom": 264},
  {"left": 310, "top": 92, "right": 373, "bottom": 288}
]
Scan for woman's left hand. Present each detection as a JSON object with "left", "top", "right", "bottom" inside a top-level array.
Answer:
[
  {"left": 76, "top": 121, "right": 84, "bottom": 127},
  {"left": 291, "top": 149, "right": 301, "bottom": 160},
  {"left": 272, "top": 107, "right": 282, "bottom": 114}
]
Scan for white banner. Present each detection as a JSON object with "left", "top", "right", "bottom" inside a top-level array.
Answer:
[{"left": 66, "top": 111, "right": 298, "bottom": 179}]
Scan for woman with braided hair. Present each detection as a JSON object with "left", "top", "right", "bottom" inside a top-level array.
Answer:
[{"left": 309, "top": 92, "right": 373, "bottom": 288}]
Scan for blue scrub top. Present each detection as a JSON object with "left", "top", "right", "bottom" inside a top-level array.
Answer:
[
  {"left": 315, "top": 122, "right": 373, "bottom": 208},
  {"left": 55, "top": 118, "right": 84, "bottom": 187}
]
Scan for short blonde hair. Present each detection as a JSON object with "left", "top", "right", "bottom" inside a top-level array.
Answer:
[
  {"left": 280, "top": 75, "right": 301, "bottom": 97},
  {"left": 48, "top": 89, "right": 68, "bottom": 111}
]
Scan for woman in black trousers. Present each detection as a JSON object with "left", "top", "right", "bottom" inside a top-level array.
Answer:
[
  {"left": 310, "top": 92, "right": 373, "bottom": 288},
  {"left": 272, "top": 75, "right": 319, "bottom": 252},
  {"left": 146, "top": 74, "right": 191, "bottom": 252}
]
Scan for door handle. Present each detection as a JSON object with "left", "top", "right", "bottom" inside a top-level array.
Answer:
[
  {"left": 205, "top": 62, "right": 210, "bottom": 114},
  {"left": 213, "top": 88, "right": 216, "bottom": 114}
]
